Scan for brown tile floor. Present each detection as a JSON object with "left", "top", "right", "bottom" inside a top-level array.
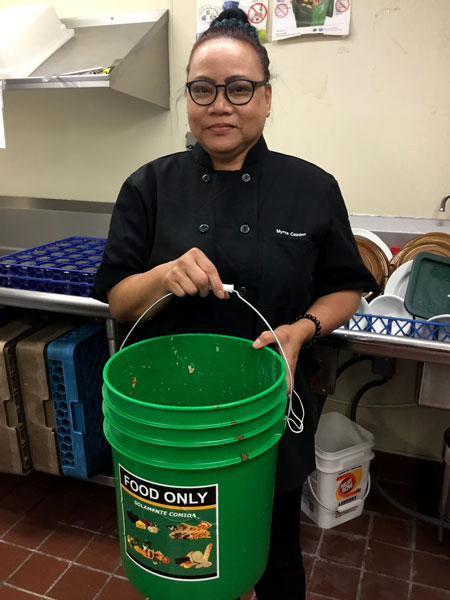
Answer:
[{"left": 0, "top": 470, "right": 449, "bottom": 599}]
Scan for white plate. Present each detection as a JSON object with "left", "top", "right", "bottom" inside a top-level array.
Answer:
[
  {"left": 368, "top": 294, "right": 412, "bottom": 336},
  {"left": 424, "top": 314, "right": 450, "bottom": 342},
  {"left": 349, "top": 297, "right": 370, "bottom": 331},
  {"left": 352, "top": 228, "right": 393, "bottom": 260},
  {"left": 384, "top": 260, "right": 413, "bottom": 299}
]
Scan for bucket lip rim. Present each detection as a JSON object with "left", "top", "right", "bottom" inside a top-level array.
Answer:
[
  {"left": 103, "top": 389, "right": 284, "bottom": 429},
  {"left": 104, "top": 413, "right": 286, "bottom": 469},
  {"left": 103, "top": 333, "right": 286, "bottom": 412},
  {"left": 103, "top": 396, "right": 287, "bottom": 447}
]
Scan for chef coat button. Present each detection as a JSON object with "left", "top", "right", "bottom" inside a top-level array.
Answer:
[
  {"left": 240, "top": 224, "right": 251, "bottom": 234},
  {"left": 201, "top": 173, "right": 211, "bottom": 183},
  {"left": 237, "top": 286, "right": 247, "bottom": 297},
  {"left": 241, "top": 173, "right": 251, "bottom": 183},
  {"left": 199, "top": 223, "right": 209, "bottom": 233}
]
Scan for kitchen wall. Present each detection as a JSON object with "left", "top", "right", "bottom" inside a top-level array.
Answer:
[
  {"left": 0, "top": 0, "right": 449, "bottom": 462},
  {"left": 0, "top": 0, "right": 449, "bottom": 217}
]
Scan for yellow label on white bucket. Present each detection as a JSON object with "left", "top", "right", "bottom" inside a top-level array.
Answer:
[{"left": 335, "top": 466, "right": 363, "bottom": 502}]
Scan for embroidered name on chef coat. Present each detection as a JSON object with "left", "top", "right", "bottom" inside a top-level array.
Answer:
[{"left": 275, "top": 228, "right": 307, "bottom": 238}]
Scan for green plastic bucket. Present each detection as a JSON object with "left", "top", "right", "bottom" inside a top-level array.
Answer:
[
  {"left": 102, "top": 334, "right": 286, "bottom": 600},
  {"left": 292, "top": 0, "right": 330, "bottom": 27}
]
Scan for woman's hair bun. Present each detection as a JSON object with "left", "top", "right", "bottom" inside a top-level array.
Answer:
[
  {"left": 187, "top": 4, "right": 270, "bottom": 83},
  {"left": 209, "top": 8, "right": 259, "bottom": 41},
  {"left": 213, "top": 8, "right": 250, "bottom": 25}
]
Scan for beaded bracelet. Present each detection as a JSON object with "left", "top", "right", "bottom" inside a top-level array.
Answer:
[{"left": 292, "top": 313, "right": 322, "bottom": 349}]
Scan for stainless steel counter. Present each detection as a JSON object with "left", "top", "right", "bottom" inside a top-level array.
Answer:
[
  {"left": 2, "top": 286, "right": 450, "bottom": 364},
  {"left": 0, "top": 287, "right": 121, "bottom": 355},
  {"left": 324, "top": 328, "right": 450, "bottom": 366},
  {"left": 0, "top": 287, "right": 109, "bottom": 317}
]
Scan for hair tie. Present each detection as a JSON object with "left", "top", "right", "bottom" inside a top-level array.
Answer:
[{"left": 211, "top": 17, "right": 260, "bottom": 41}]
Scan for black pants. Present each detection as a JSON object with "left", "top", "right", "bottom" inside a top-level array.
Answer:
[{"left": 240, "top": 487, "right": 305, "bottom": 600}]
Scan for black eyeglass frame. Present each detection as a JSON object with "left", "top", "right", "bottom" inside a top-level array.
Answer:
[{"left": 186, "top": 78, "right": 267, "bottom": 106}]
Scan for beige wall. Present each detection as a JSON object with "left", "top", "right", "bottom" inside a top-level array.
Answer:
[
  {"left": 0, "top": 0, "right": 449, "bottom": 216},
  {"left": 0, "top": 0, "right": 449, "bottom": 461}
]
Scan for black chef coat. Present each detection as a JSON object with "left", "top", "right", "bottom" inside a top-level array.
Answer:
[{"left": 95, "top": 136, "right": 378, "bottom": 491}]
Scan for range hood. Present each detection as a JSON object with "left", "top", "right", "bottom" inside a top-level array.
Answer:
[{"left": 3, "top": 10, "right": 169, "bottom": 108}]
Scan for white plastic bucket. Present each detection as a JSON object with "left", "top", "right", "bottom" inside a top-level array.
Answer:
[{"left": 301, "top": 412, "right": 375, "bottom": 529}]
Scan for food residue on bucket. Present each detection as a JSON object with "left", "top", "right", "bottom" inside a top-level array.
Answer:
[
  {"left": 215, "top": 346, "right": 220, "bottom": 352},
  {"left": 130, "top": 377, "right": 137, "bottom": 397},
  {"left": 240, "top": 450, "right": 249, "bottom": 462},
  {"left": 235, "top": 435, "right": 245, "bottom": 441},
  {"left": 188, "top": 364, "right": 195, "bottom": 374}
]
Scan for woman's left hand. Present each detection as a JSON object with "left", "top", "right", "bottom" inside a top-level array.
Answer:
[{"left": 252, "top": 324, "right": 305, "bottom": 394}]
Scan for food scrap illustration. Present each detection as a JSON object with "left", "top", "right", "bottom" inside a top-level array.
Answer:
[
  {"left": 175, "top": 543, "right": 213, "bottom": 569},
  {"left": 167, "top": 519, "right": 212, "bottom": 540},
  {"left": 127, "top": 535, "right": 170, "bottom": 564},
  {"left": 127, "top": 511, "right": 160, "bottom": 534}
]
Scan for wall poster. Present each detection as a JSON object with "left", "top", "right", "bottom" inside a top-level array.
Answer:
[
  {"left": 196, "top": 1, "right": 269, "bottom": 41},
  {"left": 269, "top": 0, "right": 351, "bottom": 41}
]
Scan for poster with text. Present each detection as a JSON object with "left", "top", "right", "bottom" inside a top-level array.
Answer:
[
  {"left": 197, "top": 2, "right": 269, "bottom": 42},
  {"left": 269, "top": 0, "right": 351, "bottom": 41}
]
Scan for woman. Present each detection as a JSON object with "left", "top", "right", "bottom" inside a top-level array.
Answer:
[{"left": 95, "top": 8, "right": 378, "bottom": 599}]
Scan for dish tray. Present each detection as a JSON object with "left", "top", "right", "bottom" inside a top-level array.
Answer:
[
  {"left": 404, "top": 252, "right": 450, "bottom": 319},
  {"left": 0, "top": 237, "right": 105, "bottom": 297},
  {"left": 46, "top": 321, "right": 110, "bottom": 479},
  {"left": 344, "top": 313, "right": 450, "bottom": 342}
]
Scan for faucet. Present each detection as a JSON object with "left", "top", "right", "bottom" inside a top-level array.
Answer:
[{"left": 440, "top": 194, "right": 450, "bottom": 212}]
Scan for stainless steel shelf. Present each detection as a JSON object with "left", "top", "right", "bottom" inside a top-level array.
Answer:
[
  {"left": 0, "top": 287, "right": 109, "bottom": 318},
  {"left": 3, "top": 10, "right": 169, "bottom": 108},
  {"left": 2, "top": 286, "right": 449, "bottom": 366},
  {"left": 323, "top": 328, "right": 450, "bottom": 365}
]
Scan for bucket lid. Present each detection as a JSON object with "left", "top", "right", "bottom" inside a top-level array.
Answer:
[{"left": 314, "top": 412, "right": 374, "bottom": 459}]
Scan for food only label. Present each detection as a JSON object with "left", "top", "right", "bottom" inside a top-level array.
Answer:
[{"left": 119, "top": 465, "right": 219, "bottom": 581}]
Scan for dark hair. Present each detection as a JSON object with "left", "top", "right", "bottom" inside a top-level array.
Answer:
[{"left": 187, "top": 8, "right": 271, "bottom": 83}]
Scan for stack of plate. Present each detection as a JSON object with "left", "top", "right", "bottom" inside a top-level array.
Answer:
[
  {"left": 390, "top": 232, "right": 450, "bottom": 270},
  {"left": 352, "top": 229, "right": 392, "bottom": 292},
  {"left": 348, "top": 230, "right": 450, "bottom": 342},
  {"left": 384, "top": 260, "right": 413, "bottom": 298}
]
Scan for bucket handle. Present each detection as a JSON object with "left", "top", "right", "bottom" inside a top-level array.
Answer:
[
  {"left": 118, "top": 287, "right": 305, "bottom": 436},
  {"left": 306, "top": 474, "right": 371, "bottom": 513}
]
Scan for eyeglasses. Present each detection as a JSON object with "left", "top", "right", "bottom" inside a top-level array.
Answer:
[{"left": 186, "top": 79, "right": 267, "bottom": 106}]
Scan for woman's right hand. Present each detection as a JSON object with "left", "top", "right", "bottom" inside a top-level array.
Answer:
[{"left": 162, "top": 247, "right": 228, "bottom": 299}]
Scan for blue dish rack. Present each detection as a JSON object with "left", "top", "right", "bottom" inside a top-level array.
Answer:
[
  {"left": 0, "top": 237, "right": 106, "bottom": 297},
  {"left": 344, "top": 313, "right": 450, "bottom": 342},
  {"left": 46, "top": 321, "right": 110, "bottom": 479}
]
